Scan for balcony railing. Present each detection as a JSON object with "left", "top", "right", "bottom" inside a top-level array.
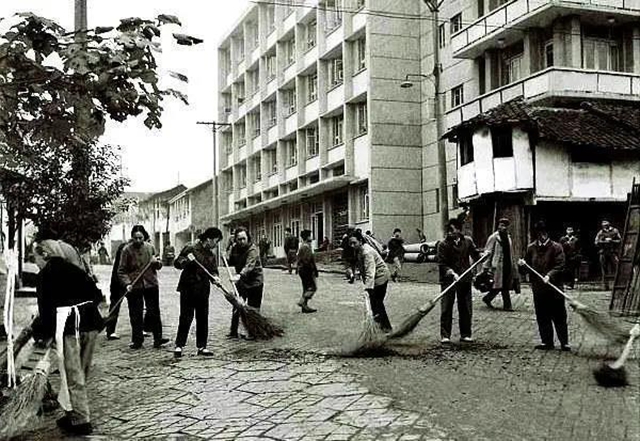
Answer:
[
  {"left": 445, "top": 67, "right": 640, "bottom": 129},
  {"left": 452, "top": 0, "right": 640, "bottom": 58}
]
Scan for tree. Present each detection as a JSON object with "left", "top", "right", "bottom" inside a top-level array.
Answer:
[{"left": 0, "top": 12, "right": 201, "bottom": 247}]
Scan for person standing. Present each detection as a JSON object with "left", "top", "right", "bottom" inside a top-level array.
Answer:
[
  {"left": 163, "top": 241, "right": 176, "bottom": 267},
  {"left": 594, "top": 220, "right": 621, "bottom": 290},
  {"left": 349, "top": 231, "right": 392, "bottom": 332},
  {"left": 97, "top": 242, "right": 110, "bottom": 265},
  {"left": 105, "top": 241, "right": 129, "bottom": 340},
  {"left": 436, "top": 218, "right": 482, "bottom": 344},
  {"left": 173, "top": 228, "right": 223, "bottom": 358},
  {"left": 258, "top": 234, "right": 271, "bottom": 266},
  {"left": 341, "top": 231, "right": 357, "bottom": 283},
  {"left": 416, "top": 228, "right": 427, "bottom": 243},
  {"left": 481, "top": 218, "right": 518, "bottom": 311},
  {"left": 283, "top": 227, "right": 299, "bottom": 275},
  {"left": 32, "top": 240, "right": 104, "bottom": 436},
  {"left": 386, "top": 228, "right": 405, "bottom": 282},
  {"left": 559, "top": 226, "right": 581, "bottom": 289},
  {"left": 296, "top": 229, "right": 319, "bottom": 313},
  {"left": 227, "top": 227, "right": 264, "bottom": 340},
  {"left": 518, "top": 221, "right": 569, "bottom": 351},
  {"left": 117, "top": 225, "right": 168, "bottom": 349}
]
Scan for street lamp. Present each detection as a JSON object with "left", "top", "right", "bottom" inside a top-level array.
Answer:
[{"left": 196, "top": 121, "right": 231, "bottom": 228}]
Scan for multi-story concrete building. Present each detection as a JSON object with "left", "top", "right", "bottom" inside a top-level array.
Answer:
[
  {"left": 217, "top": 0, "right": 430, "bottom": 255},
  {"left": 168, "top": 179, "right": 215, "bottom": 251}
]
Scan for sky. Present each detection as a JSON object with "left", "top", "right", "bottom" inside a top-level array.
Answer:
[{"left": 0, "top": 0, "right": 252, "bottom": 192}]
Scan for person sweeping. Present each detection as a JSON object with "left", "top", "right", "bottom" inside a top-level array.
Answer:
[
  {"left": 518, "top": 221, "right": 570, "bottom": 351},
  {"left": 31, "top": 239, "right": 104, "bottom": 435},
  {"left": 173, "top": 227, "right": 223, "bottom": 358}
]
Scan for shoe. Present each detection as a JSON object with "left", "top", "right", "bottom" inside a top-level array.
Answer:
[
  {"left": 381, "top": 326, "right": 393, "bottom": 334},
  {"left": 460, "top": 337, "right": 474, "bottom": 343},
  {"left": 561, "top": 345, "right": 571, "bottom": 352},
  {"left": 239, "top": 334, "right": 256, "bottom": 341},
  {"left": 174, "top": 347, "right": 182, "bottom": 358},
  {"left": 301, "top": 306, "right": 317, "bottom": 313},
  {"left": 56, "top": 415, "right": 72, "bottom": 432},
  {"left": 534, "top": 344, "right": 554, "bottom": 350},
  {"left": 143, "top": 331, "right": 152, "bottom": 337},
  {"left": 68, "top": 423, "right": 93, "bottom": 436},
  {"left": 226, "top": 332, "right": 239, "bottom": 339},
  {"left": 482, "top": 296, "right": 495, "bottom": 309},
  {"left": 440, "top": 337, "right": 451, "bottom": 344},
  {"left": 153, "top": 338, "right": 170, "bottom": 348},
  {"left": 503, "top": 307, "right": 514, "bottom": 312},
  {"left": 197, "top": 348, "right": 214, "bottom": 356},
  {"left": 129, "top": 342, "right": 143, "bottom": 350},
  {"left": 565, "top": 285, "right": 573, "bottom": 290},
  {"left": 107, "top": 333, "right": 120, "bottom": 340},
  {"left": 391, "top": 275, "right": 397, "bottom": 283}
]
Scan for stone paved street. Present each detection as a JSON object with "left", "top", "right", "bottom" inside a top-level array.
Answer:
[{"left": 11, "top": 264, "right": 640, "bottom": 440}]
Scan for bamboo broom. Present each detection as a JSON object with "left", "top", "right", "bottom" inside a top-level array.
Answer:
[
  {"left": 522, "top": 262, "right": 629, "bottom": 344},
  {"left": 0, "top": 348, "right": 53, "bottom": 438},
  {"left": 593, "top": 323, "right": 640, "bottom": 387},
  {"left": 187, "top": 254, "right": 283, "bottom": 339},
  {"left": 340, "top": 290, "right": 387, "bottom": 357}
]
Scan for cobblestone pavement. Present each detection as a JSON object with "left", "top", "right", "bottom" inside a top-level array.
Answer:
[{"left": 11, "top": 265, "right": 640, "bottom": 440}]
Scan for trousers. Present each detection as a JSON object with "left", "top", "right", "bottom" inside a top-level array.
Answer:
[
  {"left": 127, "top": 286, "right": 163, "bottom": 345},
  {"left": 440, "top": 281, "right": 472, "bottom": 339},
  {"left": 62, "top": 331, "right": 97, "bottom": 425},
  {"left": 175, "top": 289, "right": 210, "bottom": 348}
]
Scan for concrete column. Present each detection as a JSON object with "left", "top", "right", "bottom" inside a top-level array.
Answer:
[
  {"left": 633, "top": 27, "right": 640, "bottom": 74},
  {"left": 568, "top": 17, "right": 582, "bottom": 68},
  {"left": 553, "top": 19, "right": 566, "bottom": 67}
]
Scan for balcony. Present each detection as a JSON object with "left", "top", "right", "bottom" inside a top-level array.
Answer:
[
  {"left": 285, "top": 164, "right": 298, "bottom": 181},
  {"left": 253, "top": 180, "right": 263, "bottom": 194},
  {"left": 250, "top": 46, "right": 260, "bottom": 66},
  {"left": 228, "top": 194, "right": 235, "bottom": 214},
  {"left": 305, "top": 155, "right": 320, "bottom": 173},
  {"left": 284, "top": 10, "right": 297, "bottom": 33},
  {"left": 239, "top": 145, "right": 247, "bottom": 161},
  {"left": 327, "top": 83, "right": 344, "bottom": 112},
  {"left": 452, "top": 0, "right": 640, "bottom": 59},
  {"left": 352, "top": 8, "right": 366, "bottom": 33},
  {"left": 284, "top": 112, "right": 297, "bottom": 135},
  {"left": 353, "top": 134, "right": 369, "bottom": 178},
  {"left": 325, "top": 23, "right": 344, "bottom": 54},
  {"left": 303, "top": 100, "right": 319, "bottom": 126},
  {"left": 267, "top": 124, "right": 278, "bottom": 145},
  {"left": 301, "top": 46, "right": 319, "bottom": 72},
  {"left": 352, "top": 69, "right": 368, "bottom": 98},
  {"left": 266, "top": 29, "right": 277, "bottom": 50},
  {"left": 268, "top": 173, "right": 279, "bottom": 188},
  {"left": 240, "top": 188, "right": 248, "bottom": 199},
  {"left": 445, "top": 67, "right": 640, "bottom": 129},
  {"left": 283, "top": 62, "right": 296, "bottom": 84},
  {"left": 327, "top": 143, "right": 345, "bottom": 164},
  {"left": 266, "top": 77, "right": 277, "bottom": 96}
]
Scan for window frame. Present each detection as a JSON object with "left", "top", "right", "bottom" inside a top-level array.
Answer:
[{"left": 491, "top": 127, "right": 514, "bottom": 158}]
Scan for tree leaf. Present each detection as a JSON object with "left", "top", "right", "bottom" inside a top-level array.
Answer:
[
  {"left": 168, "top": 70, "right": 188, "bottom": 83},
  {"left": 157, "top": 14, "right": 182, "bottom": 26}
]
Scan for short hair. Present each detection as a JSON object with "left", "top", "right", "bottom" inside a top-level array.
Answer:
[
  {"left": 447, "top": 218, "right": 463, "bottom": 231},
  {"left": 365, "top": 230, "right": 372, "bottom": 236},
  {"left": 285, "top": 227, "right": 292, "bottom": 233},
  {"left": 199, "top": 227, "right": 223, "bottom": 241},
  {"left": 497, "top": 218, "right": 510, "bottom": 226},
  {"left": 131, "top": 225, "right": 149, "bottom": 240},
  {"left": 234, "top": 226, "right": 252, "bottom": 242},
  {"left": 393, "top": 228, "right": 401, "bottom": 234},
  {"left": 533, "top": 220, "right": 547, "bottom": 234},
  {"left": 349, "top": 230, "right": 365, "bottom": 243},
  {"left": 301, "top": 229, "right": 312, "bottom": 240},
  {"left": 33, "top": 240, "right": 65, "bottom": 260}
]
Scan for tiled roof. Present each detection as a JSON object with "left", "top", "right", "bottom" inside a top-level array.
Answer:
[{"left": 444, "top": 98, "right": 640, "bottom": 151}]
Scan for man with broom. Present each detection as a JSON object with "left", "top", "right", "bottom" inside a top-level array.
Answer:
[
  {"left": 32, "top": 240, "right": 104, "bottom": 435},
  {"left": 518, "top": 221, "right": 570, "bottom": 351},
  {"left": 227, "top": 227, "right": 264, "bottom": 340},
  {"left": 437, "top": 218, "right": 481, "bottom": 344}
]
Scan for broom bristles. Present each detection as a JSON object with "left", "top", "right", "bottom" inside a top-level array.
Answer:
[
  {"left": 0, "top": 369, "right": 50, "bottom": 438},
  {"left": 573, "top": 305, "right": 629, "bottom": 344},
  {"left": 340, "top": 314, "right": 387, "bottom": 356},
  {"left": 387, "top": 302, "right": 437, "bottom": 340},
  {"left": 593, "top": 363, "right": 628, "bottom": 388},
  {"left": 239, "top": 306, "right": 283, "bottom": 340}
]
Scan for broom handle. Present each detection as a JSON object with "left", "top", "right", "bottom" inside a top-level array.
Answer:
[
  {"left": 522, "top": 262, "right": 576, "bottom": 303},
  {"left": 108, "top": 260, "right": 153, "bottom": 315},
  {"left": 221, "top": 254, "right": 243, "bottom": 299},
  {"left": 420, "top": 253, "right": 489, "bottom": 311},
  {"left": 187, "top": 255, "right": 238, "bottom": 301},
  {"left": 610, "top": 324, "right": 640, "bottom": 369}
]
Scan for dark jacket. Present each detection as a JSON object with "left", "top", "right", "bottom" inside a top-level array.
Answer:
[
  {"left": 559, "top": 235, "right": 580, "bottom": 260},
  {"left": 284, "top": 235, "right": 299, "bottom": 253},
  {"left": 34, "top": 257, "right": 104, "bottom": 341},
  {"left": 117, "top": 242, "right": 162, "bottom": 289},
  {"left": 524, "top": 239, "right": 565, "bottom": 291},
  {"left": 386, "top": 236, "right": 405, "bottom": 262},
  {"left": 297, "top": 242, "right": 318, "bottom": 277},
  {"left": 110, "top": 242, "right": 128, "bottom": 295},
  {"left": 437, "top": 234, "right": 481, "bottom": 284},
  {"left": 174, "top": 241, "right": 218, "bottom": 293},
  {"left": 228, "top": 242, "right": 263, "bottom": 289}
]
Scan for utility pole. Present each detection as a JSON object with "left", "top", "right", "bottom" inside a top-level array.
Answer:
[
  {"left": 197, "top": 121, "right": 231, "bottom": 228},
  {"left": 74, "top": 0, "right": 87, "bottom": 32},
  {"left": 423, "top": 0, "right": 448, "bottom": 235}
]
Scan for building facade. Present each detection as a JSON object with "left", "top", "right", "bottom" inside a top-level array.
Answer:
[
  {"left": 168, "top": 179, "right": 215, "bottom": 251},
  {"left": 217, "top": 0, "right": 430, "bottom": 255}
]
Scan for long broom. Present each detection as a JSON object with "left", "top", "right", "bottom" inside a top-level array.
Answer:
[
  {"left": 593, "top": 323, "right": 640, "bottom": 387},
  {"left": 187, "top": 254, "right": 283, "bottom": 339},
  {"left": 0, "top": 348, "right": 53, "bottom": 438},
  {"left": 340, "top": 290, "right": 387, "bottom": 357},
  {"left": 387, "top": 253, "right": 490, "bottom": 340},
  {"left": 522, "top": 262, "right": 629, "bottom": 344}
]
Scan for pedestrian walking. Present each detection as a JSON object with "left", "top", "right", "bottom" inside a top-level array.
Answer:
[
  {"left": 117, "top": 225, "right": 168, "bottom": 349},
  {"left": 559, "top": 226, "right": 580, "bottom": 289},
  {"left": 283, "top": 227, "right": 299, "bottom": 274},
  {"left": 105, "top": 241, "right": 129, "bottom": 340},
  {"left": 173, "top": 228, "right": 223, "bottom": 358},
  {"left": 258, "top": 234, "right": 271, "bottom": 266},
  {"left": 97, "top": 242, "right": 110, "bottom": 265},
  {"left": 386, "top": 228, "right": 405, "bottom": 282},
  {"left": 481, "top": 218, "right": 519, "bottom": 311},
  {"left": 349, "top": 230, "right": 392, "bottom": 332},
  {"left": 518, "top": 221, "right": 570, "bottom": 351},
  {"left": 595, "top": 220, "right": 621, "bottom": 290},
  {"left": 162, "top": 242, "right": 176, "bottom": 266},
  {"left": 32, "top": 240, "right": 104, "bottom": 436},
  {"left": 296, "top": 229, "right": 318, "bottom": 313},
  {"left": 436, "top": 218, "right": 481, "bottom": 343},
  {"left": 227, "top": 227, "right": 264, "bottom": 340}
]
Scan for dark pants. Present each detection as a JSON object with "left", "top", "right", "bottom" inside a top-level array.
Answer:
[
  {"left": 565, "top": 257, "right": 579, "bottom": 288},
  {"left": 175, "top": 289, "right": 210, "bottom": 349},
  {"left": 599, "top": 252, "right": 618, "bottom": 289},
  {"left": 105, "top": 288, "right": 125, "bottom": 335},
  {"left": 440, "top": 281, "right": 472, "bottom": 339},
  {"left": 286, "top": 251, "right": 297, "bottom": 274},
  {"left": 367, "top": 282, "right": 391, "bottom": 331},
  {"left": 299, "top": 270, "right": 317, "bottom": 299},
  {"left": 483, "top": 288, "right": 512, "bottom": 309},
  {"left": 532, "top": 287, "right": 568, "bottom": 346},
  {"left": 230, "top": 284, "right": 264, "bottom": 336},
  {"left": 128, "top": 286, "right": 163, "bottom": 345}
]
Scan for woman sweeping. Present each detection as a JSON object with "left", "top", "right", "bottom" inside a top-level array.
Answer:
[
  {"left": 349, "top": 230, "right": 393, "bottom": 333},
  {"left": 32, "top": 240, "right": 104, "bottom": 436}
]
